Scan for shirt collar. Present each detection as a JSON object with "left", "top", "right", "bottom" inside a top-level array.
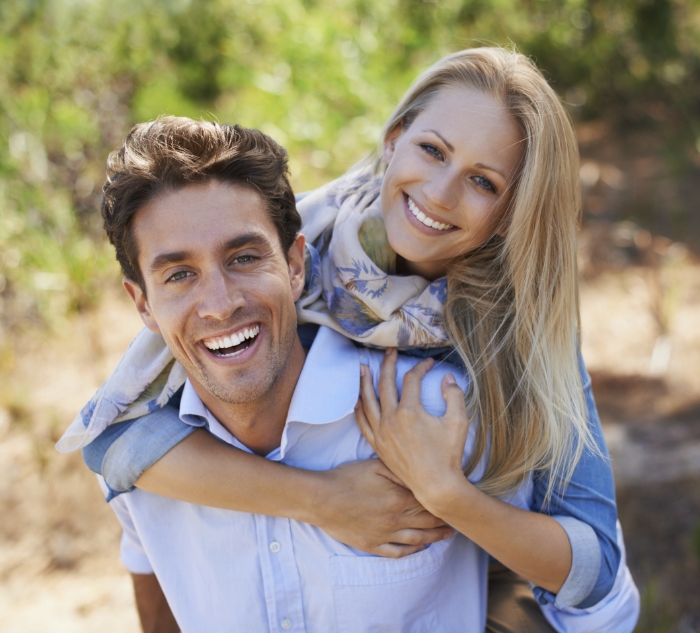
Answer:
[
  {"left": 179, "top": 379, "right": 243, "bottom": 448},
  {"left": 177, "top": 326, "right": 360, "bottom": 457},
  {"left": 285, "top": 325, "right": 360, "bottom": 426}
]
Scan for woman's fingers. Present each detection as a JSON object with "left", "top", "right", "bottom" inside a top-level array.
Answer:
[
  {"left": 354, "top": 396, "right": 377, "bottom": 450},
  {"left": 371, "top": 527, "right": 453, "bottom": 558},
  {"left": 372, "top": 543, "right": 426, "bottom": 559},
  {"left": 358, "top": 364, "right": 382, "bottom": 426},
  {"left": 441, "top": 373, "right": 468, "bottom": 421},
  {"left": 378, "top": 348, "right": 399, "bottom": 409},
  {"left": 391, "top": 527, "right": 454, "bottom": 546},
  {"left": 400, "top": 357, "right": 435, "bottom": 406}
]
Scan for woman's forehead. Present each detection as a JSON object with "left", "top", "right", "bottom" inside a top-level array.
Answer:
[{"left": 412, "top": 87, "right": 523, "bottom": 170}]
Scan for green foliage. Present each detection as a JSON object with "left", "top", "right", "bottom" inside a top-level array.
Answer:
[
  {"left": 0, "top": 0, "right": 698, "bottom": 339},
  {"left": 693, "top": 520, "right": 700, "bottom": 561}
]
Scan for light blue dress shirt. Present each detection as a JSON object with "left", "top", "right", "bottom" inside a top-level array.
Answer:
[{"left": 103, "top": 327, "right": 496, "bottom": 633}]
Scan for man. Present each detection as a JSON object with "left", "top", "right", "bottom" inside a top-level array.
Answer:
[{"left": 94, "top": 117, "right": 489, "bottom": 632}]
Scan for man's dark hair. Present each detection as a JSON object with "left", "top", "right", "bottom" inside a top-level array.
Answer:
[{"left": 101, "top": 116, "right": 301, "bottom": 291}]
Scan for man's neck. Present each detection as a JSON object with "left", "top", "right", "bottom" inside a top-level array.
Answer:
[{"left": 190, "top": 338, "right": 307, "bottom": 456}]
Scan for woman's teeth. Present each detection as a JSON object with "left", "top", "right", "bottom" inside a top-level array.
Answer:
[
  {"left": 204, "top": 325, "right": 260, "bottom": 356},
  {"left": 407, "top": 197, "right": 453, "bottom": 231}
]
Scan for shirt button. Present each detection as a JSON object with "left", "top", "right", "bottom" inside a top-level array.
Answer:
[
  {"left": 281, "top": 619, "right": 292, "bottom": 630},
  {"left": 269, "top": 541, "right": 281, "bottom": 553}
]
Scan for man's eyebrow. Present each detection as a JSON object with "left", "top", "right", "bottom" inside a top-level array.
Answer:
[
  {"left": 149, "top": 250, "right": 193, "bottom": 274},
  {"left": 148, "top": 232, "right": 273, "bottom": 274},
  {"left": 221, "top": 233, "right": 273, "bottom": 253}
]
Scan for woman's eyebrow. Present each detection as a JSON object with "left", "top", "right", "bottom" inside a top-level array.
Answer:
[
  {"left": 424, "top": 129, "right": 506, "bottom": 179},
  {"left": 474, "top": 162, "right": 506, "bottom": 179},
  {"left": 425, "top": 129, "right": 454, "bottom": 152}
]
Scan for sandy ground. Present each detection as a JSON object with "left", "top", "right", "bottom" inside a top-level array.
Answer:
[{"left": 1, "top": 258, "right": 699, "bottom": 632}]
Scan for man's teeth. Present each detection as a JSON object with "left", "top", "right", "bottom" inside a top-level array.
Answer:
[
  {"left": 407, "top": 197, "right": 453, "bottom": 231},
  {"left": 204, "top": 325, "right": 260, "bottom": 351}
]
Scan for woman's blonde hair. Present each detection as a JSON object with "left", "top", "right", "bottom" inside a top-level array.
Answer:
[{"left": 379, "top": 47, "right": 593, "bottom": 503}]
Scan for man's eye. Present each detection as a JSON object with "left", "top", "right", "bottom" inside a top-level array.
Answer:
[
  {"left": 474, "top": 175, "right": 496, "bottom": 194},
  {"left": 232, "top": 254, "right": 256, "bottom": 265},
  {"left": 166, "top": 271, "right": 192, "bottom": 283},
  {"left": 420, "top": 143, "right": 444, "bottom": 161}
]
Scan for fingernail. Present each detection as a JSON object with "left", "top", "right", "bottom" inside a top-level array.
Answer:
[
  {"left": 445, "top": 374, "right": 456, "bottom": 385},
  {"left": 360, "top": 365, "right": 367, "bottom": 377}
]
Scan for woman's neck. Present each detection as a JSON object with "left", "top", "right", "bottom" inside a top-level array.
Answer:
[{"left": 396, "top": 255, "right": 448, "bottom": 281}]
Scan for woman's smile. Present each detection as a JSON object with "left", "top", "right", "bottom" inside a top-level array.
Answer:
[{"left": 405, "top": 194, "right": 456, "bottom": 232}]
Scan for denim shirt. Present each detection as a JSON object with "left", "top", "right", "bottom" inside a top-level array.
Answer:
[{"left": 83, "top": 325, "right": 620, "bottom": 610}]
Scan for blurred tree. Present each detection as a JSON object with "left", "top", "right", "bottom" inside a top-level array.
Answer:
[{"left": 0, "top": 0, "right": 698, "bottom": 340}]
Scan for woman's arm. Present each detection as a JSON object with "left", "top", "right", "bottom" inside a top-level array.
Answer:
[
  {"left": 140, "top": 431, "right": 453, "bottom": 557},
  {"left": 356, "top": 350, "right": 572, "bottom": 593},
  {"left": 528, "top": 354, "right": 620, "bottom": 609},
  {"left": 83, "top": 408, "right": 452, "bottom": 558}
]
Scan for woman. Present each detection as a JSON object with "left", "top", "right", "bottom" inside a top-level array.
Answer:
[{"left": 59, "top": 47, "right": 638, "bottom": 631}]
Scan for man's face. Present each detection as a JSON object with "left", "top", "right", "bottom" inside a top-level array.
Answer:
[{"left": 124, "top": 180, "right": 305, "bottom": 406}]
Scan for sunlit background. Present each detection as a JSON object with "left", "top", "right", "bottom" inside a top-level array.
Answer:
[{"left": 0, "top": 0, "right": 699, "bottom": 631}]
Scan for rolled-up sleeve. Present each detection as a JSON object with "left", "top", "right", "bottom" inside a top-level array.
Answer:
[
  {"left": 530, "top": 354, "right": 621, "bottom": 609},
  {"left": 83, "top": 402, "right": 196, "bottom": 501}
]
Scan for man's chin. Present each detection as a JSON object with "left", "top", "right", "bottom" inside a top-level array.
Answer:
[{"left": 191, "top": 367, "right": 272, "bottom": 406}]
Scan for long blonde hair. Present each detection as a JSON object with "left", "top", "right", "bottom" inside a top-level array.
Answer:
[{"left": 378, "top": 47, "right": 593, "bottom": 503}]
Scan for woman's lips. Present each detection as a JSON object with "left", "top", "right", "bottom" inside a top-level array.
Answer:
[{"left": 403, "top": 194, "right": 457, "bottom": 235}]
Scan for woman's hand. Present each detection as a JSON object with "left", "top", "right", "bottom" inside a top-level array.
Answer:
[
  {"left": 313, "top": 459, "right": 454, "bottom": 558},
  {"left": 356, "top": 351, "right": 573, "bottom": 592},
  {"left": 355, "top": 348, "right": 471, "bottom": 511}
]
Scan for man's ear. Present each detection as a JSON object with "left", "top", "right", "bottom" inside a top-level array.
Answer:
[
  {"left": 287, "top": 233, "right": 306, "bottom": 302},
  {"left": 123, "top": 278, "right": 161, "bottom": 334},
  {"left": 382, "top": 124, "right": 402, "bottom": 165}
]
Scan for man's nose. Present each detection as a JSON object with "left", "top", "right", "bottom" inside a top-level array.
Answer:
[
  {"left": 196, "top": 270, "right": 245, "bottom": 320},
  {"left": 423, "top": 169, "right": 460, "bottom": 211}
]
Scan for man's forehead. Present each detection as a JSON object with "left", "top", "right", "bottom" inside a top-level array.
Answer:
[{"left": 133, "top": 181, "right": 279, "bottom": 263}]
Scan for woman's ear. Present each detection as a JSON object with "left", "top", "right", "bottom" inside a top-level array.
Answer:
[{"left": 382, "top": 124, "right": 403, "bottom": 165}]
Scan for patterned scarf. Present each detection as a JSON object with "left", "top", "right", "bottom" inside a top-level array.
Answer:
[{"left": 56, "top": 168, "right": 450, "bottom": 452}]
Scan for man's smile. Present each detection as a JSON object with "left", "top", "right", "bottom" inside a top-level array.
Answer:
[{"left": 202, "top": 323, "right": 261, "bottom": 357}]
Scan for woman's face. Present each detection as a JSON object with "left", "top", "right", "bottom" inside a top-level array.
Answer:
[{"left": 380, "top": 86, "right": 523, "bottom": 280}]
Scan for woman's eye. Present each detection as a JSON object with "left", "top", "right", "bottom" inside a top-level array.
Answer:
[
  {"left": 474, "top": 175, "right": 496, "bottom": 194},
  {"left": 166, "top": 270, "right": 192, "bottom": 283},
  {"left": 420, "top": 143, "right": 444, "bottom": 161}
]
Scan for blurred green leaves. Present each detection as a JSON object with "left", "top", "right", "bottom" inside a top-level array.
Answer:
[{"left": 0, "top": 0, "right": 698, "bottom": 342}]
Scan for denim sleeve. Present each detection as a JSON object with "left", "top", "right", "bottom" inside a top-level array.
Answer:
[
  {"left": 530, "top": 354, "right": 621, "bottom": 609},
  {"left": 82, "top": 402, "right": 195, "bottom": 502}
]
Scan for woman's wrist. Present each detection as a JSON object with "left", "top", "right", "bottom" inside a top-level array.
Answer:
[
  {"left": 279, "top": 468, "right": 330, "bottom": 525},
  {"left": 415, "top": 471, "right": 474, "bottom": 520}
]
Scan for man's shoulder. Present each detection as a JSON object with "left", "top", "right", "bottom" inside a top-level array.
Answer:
[{"left": 360, "top": 346, "right": 468, "bottom": 390}]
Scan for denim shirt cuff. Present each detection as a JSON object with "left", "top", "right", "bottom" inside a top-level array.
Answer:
[
  {"left": 101, "top": 410, "right": 198, "bottom": 498},
  {"left": 532, "top": 515, "right": 601, "bottom": 609}
]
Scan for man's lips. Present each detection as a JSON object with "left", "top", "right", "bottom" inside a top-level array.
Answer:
[{"left": 200, "top": 323, "right": 261, "bottom": 358}]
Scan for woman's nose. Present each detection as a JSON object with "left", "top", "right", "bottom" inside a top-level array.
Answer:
[
  {"left": 423, "top": 170, "right": 459, "bottom": 211},
  {"left": 197, "top": 270, "right": 245, "bottom": 321}
]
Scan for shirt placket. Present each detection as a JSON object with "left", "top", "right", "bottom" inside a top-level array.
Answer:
[{"left": 255, "top": 514, "right": 306, "bottom": 633}]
